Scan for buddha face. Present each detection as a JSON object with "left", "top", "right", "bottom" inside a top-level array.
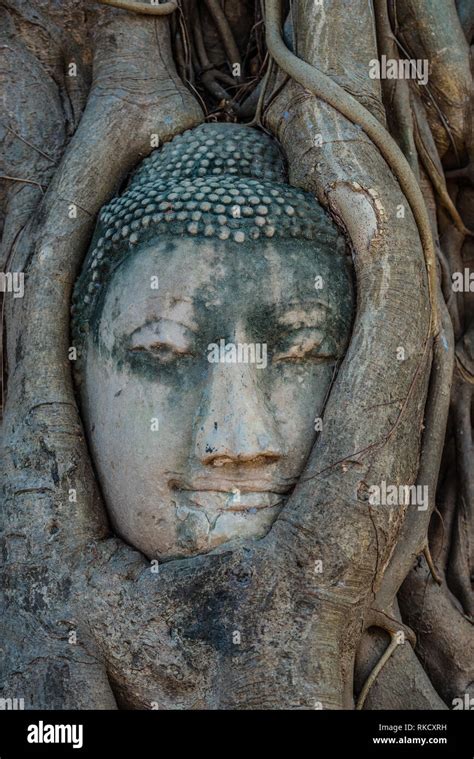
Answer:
[{"left": 80, "top": 236, "right": 353, "bottom": 560}]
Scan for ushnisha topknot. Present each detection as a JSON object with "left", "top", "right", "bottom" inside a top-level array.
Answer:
[{"left": 71, "top": 123, "right": 346, "bottom": 349}]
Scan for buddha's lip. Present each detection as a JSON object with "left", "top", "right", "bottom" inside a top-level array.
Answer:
[
  {"left": 169, "top": 478, "right": 294, "bottom": 495},
  {"left": 171, "top": 485, "right": 288, "bottom": 512}
]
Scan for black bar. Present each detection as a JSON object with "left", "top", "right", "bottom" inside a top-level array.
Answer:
[{"left": 0, "top": 709, "right": 472, "bottom": 757}]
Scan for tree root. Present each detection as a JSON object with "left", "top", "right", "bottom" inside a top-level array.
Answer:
[
  {"left": 448, "top": 382, "right": 474, "bottom": 617},
  {"left": 203, "top": 0, "right": 241, "bottom": 76},
  {"left": 423, "top": 544, "right": 443, "bottom": 585},
  {"left": 374, "top": 0, "right": 418, "bottom": 176},
  {"left": 445, "top": 162, "right": 474, "bottom": 184},
  {"left": 367, "top": 609, "right": 417, "bottom": 646},
  {"left": 264, "top": 0, "right": 439, "bottom": 336},
  {"left": 0, "top": 175, "right": 46, "bottom": 191},
  {"left": 3, "top": 0, "right": 468, "bottom": 711},
  {"left": 376, "top": 289, "right": 454, "bottom": 609},
  {"left": 413, "top": 113, "right": 473, "bottom": 237},
  {"left": 399, "top": 558, "right": 474, "bottom": 705},
  {"left": 192, "top": 5, "right": 235, "bottom": 111},
  {"left": 356, "top": 633, "right": 400, "bottom": 710},
  {"left": 355, "top": 622, "right": 448, "bottom": 709},
  {"left": 97, "top": 0, "right": 177, "bottom": 14},
  {"left": 390, "top": 0, "right": 471, "bottom": 162},
  {"left": 356, "top": 608, "right": 417, "bottom": 709},
  {"left": 247, "top": 57, "right": 273, "bottom": 127}
]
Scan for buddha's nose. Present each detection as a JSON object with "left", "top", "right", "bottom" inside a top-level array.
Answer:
[{"left": 195, "top": 360, "right": 284, "bottom": 468}]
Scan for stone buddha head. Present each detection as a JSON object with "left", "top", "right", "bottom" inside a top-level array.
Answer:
[{"left": 72, "top": 124, "right": 353, "bottom": 561}]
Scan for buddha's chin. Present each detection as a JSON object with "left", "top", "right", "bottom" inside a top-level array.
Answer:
[
  {"left": 112, "top": 491, "right": 287, "bottom": 562},
  {"left": 179, "top": 503, "right": 284, "bottom": 560}
]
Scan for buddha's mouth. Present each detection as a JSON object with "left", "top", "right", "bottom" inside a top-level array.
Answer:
[
  {"left": 180, "top": 489, "right": 286, "bottom": 513},
  {"left": 170, "top": 481, "right": 290, "bottom": 514}
]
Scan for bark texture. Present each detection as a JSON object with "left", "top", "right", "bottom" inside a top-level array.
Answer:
[{"left": 0, "top": 0, "right": 472, "bottom": 710}]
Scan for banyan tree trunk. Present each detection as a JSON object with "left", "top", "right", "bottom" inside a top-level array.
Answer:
[{"left": 0, "top": 0, "right": 472, "bottom": 710}]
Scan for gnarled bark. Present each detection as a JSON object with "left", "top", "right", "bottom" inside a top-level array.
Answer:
[{"left": 1, "top": 0, "right": 472, "bottom": 710}]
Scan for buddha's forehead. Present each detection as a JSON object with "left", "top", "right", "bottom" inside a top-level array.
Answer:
[{"left": 98, "top": 235, "right": 352, "bottom": 349}]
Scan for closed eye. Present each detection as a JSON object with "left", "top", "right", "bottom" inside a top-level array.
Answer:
[
  {"left": 129, "top": 341, "right": 195, "bottom": 362},
  {"left": 273, "top": 331, "right": 335, "bottom": 363},
  {"left": 127, "top": 320, "right": 196, "bottom": 363}
]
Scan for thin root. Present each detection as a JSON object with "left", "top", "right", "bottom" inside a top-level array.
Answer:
[
  {"left": 423, "top": 544, "right": 443, "bottom": 585},
  {"left": 203, "top": 0, "right": 241, "bottom": 76},
  {"left": 356, "top": 633, "right": 399, "bottom": 709},
  {"left": 356, "top": 609, "right": 416, "bottom": 709},
  {"left": 97, "top": 0, "right": 177, "bottom": 15}
]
